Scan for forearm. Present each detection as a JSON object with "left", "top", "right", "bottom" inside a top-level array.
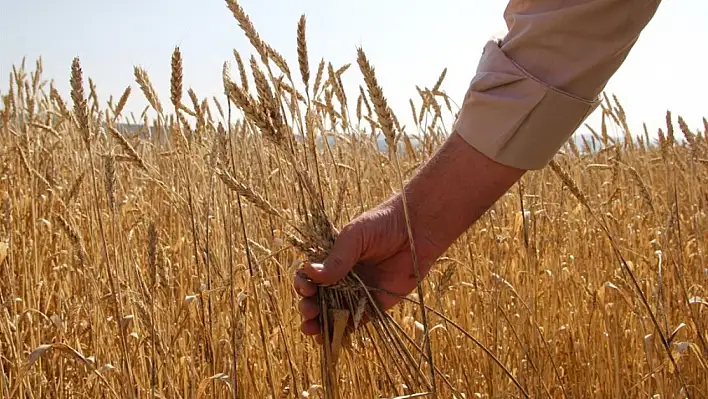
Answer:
[{"left": 403, "top": 132, "right": 525, "bottom": 253}]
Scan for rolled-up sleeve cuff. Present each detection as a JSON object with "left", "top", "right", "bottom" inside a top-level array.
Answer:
[{"left": 453, "top": 40, "right": 601, "bottom": 170}]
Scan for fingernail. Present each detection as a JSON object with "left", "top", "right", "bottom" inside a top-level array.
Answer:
[{"left": 310, "top": 263, "right": 324, "bottom": 271}]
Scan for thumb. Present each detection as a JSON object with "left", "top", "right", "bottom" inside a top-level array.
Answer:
[{"left": 304, "top": 225, "right": 362, "bottom": 285}]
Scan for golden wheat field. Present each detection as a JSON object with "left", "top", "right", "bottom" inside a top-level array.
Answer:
[{"left": 1, "top": 2, "right": 707, "bottom": 398}]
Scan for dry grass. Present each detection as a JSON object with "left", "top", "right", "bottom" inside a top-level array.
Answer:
[{"left": 1, "top": 2, "right": 707, "bottom": 398}]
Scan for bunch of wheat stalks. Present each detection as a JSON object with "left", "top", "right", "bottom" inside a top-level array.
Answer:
[{"left": 219, "top": 1, "right": 439, "bottom": 397}]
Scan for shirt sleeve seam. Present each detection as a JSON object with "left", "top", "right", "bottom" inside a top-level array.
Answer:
[{"left": 493, "top": 38, "right": 601, "bottom": 106}]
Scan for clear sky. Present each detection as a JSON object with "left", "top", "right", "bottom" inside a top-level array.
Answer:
[{"left": 1, "top": 0, "right": 706, "bottom": 140}]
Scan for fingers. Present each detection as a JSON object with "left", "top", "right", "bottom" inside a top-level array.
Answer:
[
  {"left": 300, "top": 307, "right": 324, "bottom": 347},
  {"left": 300, "top": 318, "right": 320, "bottom": 336},
  {"left": 298, "top": 297, "right": 320, "bottom": 320},
  {"left": 294, "top": 221, "right": 366, "bottom": 343},
  {"left": 294, "top": 269, "right": 322, "bottom": 339},
  {"left": 303, "top": 225, "right": 363, "bottom": 285},
  {"left": 293, "top": 272, "right": 316, "bottom": 297}
]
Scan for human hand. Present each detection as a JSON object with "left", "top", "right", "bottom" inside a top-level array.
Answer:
[{"left": 293, "top": 194, "right": 442, "bottom": 343}]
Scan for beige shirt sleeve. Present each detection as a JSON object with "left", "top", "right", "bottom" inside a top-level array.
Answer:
[{"left": 453, "top": 0, "right": 662, "bottom": 170}]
